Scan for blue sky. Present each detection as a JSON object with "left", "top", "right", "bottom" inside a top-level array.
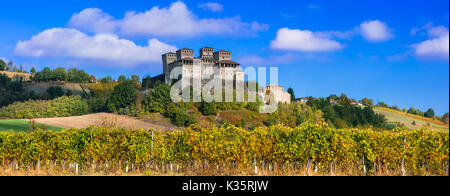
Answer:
[{"left": 0, "top": 0, "right": 449, "bottom": 115}]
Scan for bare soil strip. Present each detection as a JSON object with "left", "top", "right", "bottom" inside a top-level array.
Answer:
[{"left": 33, "top": 113, "right": 175, "bottom": 131}]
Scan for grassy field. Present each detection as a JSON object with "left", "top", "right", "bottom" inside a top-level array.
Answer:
[
  {"left": 0, "top": 119, "right": 62, "bottom": 132},
  {"left": 374, "top": 107, "right": 449, "bottom": 130}
]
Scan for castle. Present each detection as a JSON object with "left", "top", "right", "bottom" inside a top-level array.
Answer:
[
  {"left": 162, "top": 47, "right": 244, "bottom": 87},
  {"left": 161, "top": 47, "right": 290, "bottom": 104}
]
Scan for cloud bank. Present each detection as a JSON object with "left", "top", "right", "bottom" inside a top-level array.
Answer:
[
  {"left": 270, "top": 20, "right": 394, "bottom": 52},
  {"left": 14, "top": 28, "right": 177, "bottom": 66},
  {"left": 68, "top": 1, "right": 268, "bottom": 37}
]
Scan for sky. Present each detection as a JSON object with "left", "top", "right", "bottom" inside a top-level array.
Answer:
[{"left": 0, "top": 0, "right": 448, "bottom": 115}]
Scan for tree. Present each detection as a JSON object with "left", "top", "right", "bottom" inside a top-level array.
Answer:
[
  {"left": 0, "top": 59, "right": 6, "bottom": 70},
  {"left": 101, "top": 76, "right": 113, "bottom": 83},
  {"left": 328, "top": 94, "right": 339, "bottom": 101},
  {"left": 407, "top": 107, "right": 418, "bottom": 115},
  {"left": 7, "top": 61, "right": 13, "bottom": 71},
  {"left": 68, "top": 68, "right": 90, "bottom": 83},
  {"left": 441, "top": 113, "right": 449, "bottom": 124},
  {"left": 107, "top": 80, "right": 138, "bottom": 112},
  {"left": 53, "top": 67, "right": 68, "bottom": 81},
  {"left": 338, "top": 93, "right": 351, "bottom": 107},
  {"left": 200, "top": 101, "right": 217, "bottom": 116},
  {"left": 34, "top": 67, "right": 53, "bottom": 82},
  {"left": 360, "top": 98, "right": 374, "bottom": 106},
  {"left": 131, "top": 75, "right": 140, "bottom": 84},
  {"left": 142, "top": 76, "right": 153, "bottom": 89},
  {"left": 424, "top": 108, "right": 435, "bottom": 118},
  {"left": 287, "top": 87, "right": 295, "bottom": 101},
  {"left": 142, "top": 83, "right": 171, "bottom": 113},
  {"left": 118, "top": 75, "right": 127, "bottom": 83},
  {"left": 377, "top": 102, "right": 389, "bottom": 108},
  {"left": 89, "top": 75, "right": 96, "bottom": 83},
  {"left": 30, "top": 67, "right": 36, "bottom": 74},
  {"left": 46, "top": 86, "right": 65, "bottom": 99}
]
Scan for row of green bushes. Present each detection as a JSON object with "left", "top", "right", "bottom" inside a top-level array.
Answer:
[
  {"left": 0, "top": 95, "right": 88, "bottom": 119},
  {"left": 0, "top": 123, "right": 448, "bottom": 175}
]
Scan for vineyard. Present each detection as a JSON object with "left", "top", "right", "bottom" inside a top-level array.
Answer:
[{"left": 0, "top": 123, "right": 448, "bottom": 176}]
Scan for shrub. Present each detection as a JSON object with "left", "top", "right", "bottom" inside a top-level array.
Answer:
[
  {"left": 46, "top": 86, "right": 64, "bottom": 99},
  {"left": 173, "top": 110, "right": 198, "bottom": 126},
  {"left": 200, "top": 101, "right": 218, "bottom": 116},
  {"left": 0, "top": 95, "right": 88, "bottom": 118},
  {"left": 142, "top": 83, "right": 171, "bottom": 113},
  {"left": 88, "top": 96, "right": 108, "bottom": 113},
  {"left": 108, "top": 81, "right": 138, "bottom": 112}
]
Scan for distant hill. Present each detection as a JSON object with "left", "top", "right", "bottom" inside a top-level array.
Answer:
[{"left": 373, "top": 106, "right": 449, "bottom": 130}]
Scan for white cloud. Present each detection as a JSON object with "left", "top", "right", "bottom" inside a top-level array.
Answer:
[
  {"left": 67, "top": 8, "right": 118, "bottom": 34},
  {"left": 389, "top": 25, "right": 448, "bottom": 61},
  {"left": 427, "top": 25, "right": 449, "bottom": 38},
  {"left": 359, "top": 20, "right": 394, "bottom": 42},
  {"left": 68, "top": 1, "right": 268, "bottom": 37},
  {"left": 270, "top": 28, "right": 343, "bottom": 52},
  {"left": 413, "top": 26, "right": 449, "bottom": 59},
  {"left": 14, "top": 28, "right": 177, "bottom": 66},
  {"left": 198, "top": 2, "right": 223, "bottom": 12}
]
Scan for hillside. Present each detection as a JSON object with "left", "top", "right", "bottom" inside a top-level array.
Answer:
[
  {"left": 22, "top": 82, "right": 90, "bottom": 96},
  {"left": 373, "top": 106, "right": 449, "bottom": 130},
  {"left": 0, "top": 71, "right": 31, "bottom": 81}
]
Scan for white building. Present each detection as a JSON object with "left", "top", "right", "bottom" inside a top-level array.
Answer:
[{"left": 259, "top": 84, "right": 291, "bottom": 104}]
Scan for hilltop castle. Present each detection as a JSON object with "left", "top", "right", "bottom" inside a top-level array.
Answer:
[
  {"left": 162, "top": 47, "right": 244, "bottom": 87},
  {"left": 160, "top": 47, "right": 290, "bottom": 104}
]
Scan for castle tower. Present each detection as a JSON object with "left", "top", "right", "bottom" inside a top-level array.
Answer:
[
  {"left": 200, "top": 47, "right": 214, "bottom": 58},
  {"left": 214, "top": 50, "right": 232, "bottom": 61},
  {"left": 162, "top": 52, "right": 177, "bottom": 75},
  {"left": 176, "top": 48, "right": 195, "bottom": 60}
]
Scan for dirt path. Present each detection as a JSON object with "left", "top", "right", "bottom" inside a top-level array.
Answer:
[{"left": 34, "top": 113, "right": 176, "bottom": 131}]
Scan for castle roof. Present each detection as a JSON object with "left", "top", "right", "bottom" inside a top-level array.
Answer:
[
  {"left": 178, "top": 48, "right": 194, "bottom": 51},
  {"left": 215, "top": 50, "right": 230, "bottom": 53},
  {"left": 219, "top": 60, "right": 240, "bottom": 65}
]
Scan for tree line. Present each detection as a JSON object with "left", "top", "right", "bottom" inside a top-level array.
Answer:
[{"left": 0, "top": 59, "right": 27, "bottom": 73}]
